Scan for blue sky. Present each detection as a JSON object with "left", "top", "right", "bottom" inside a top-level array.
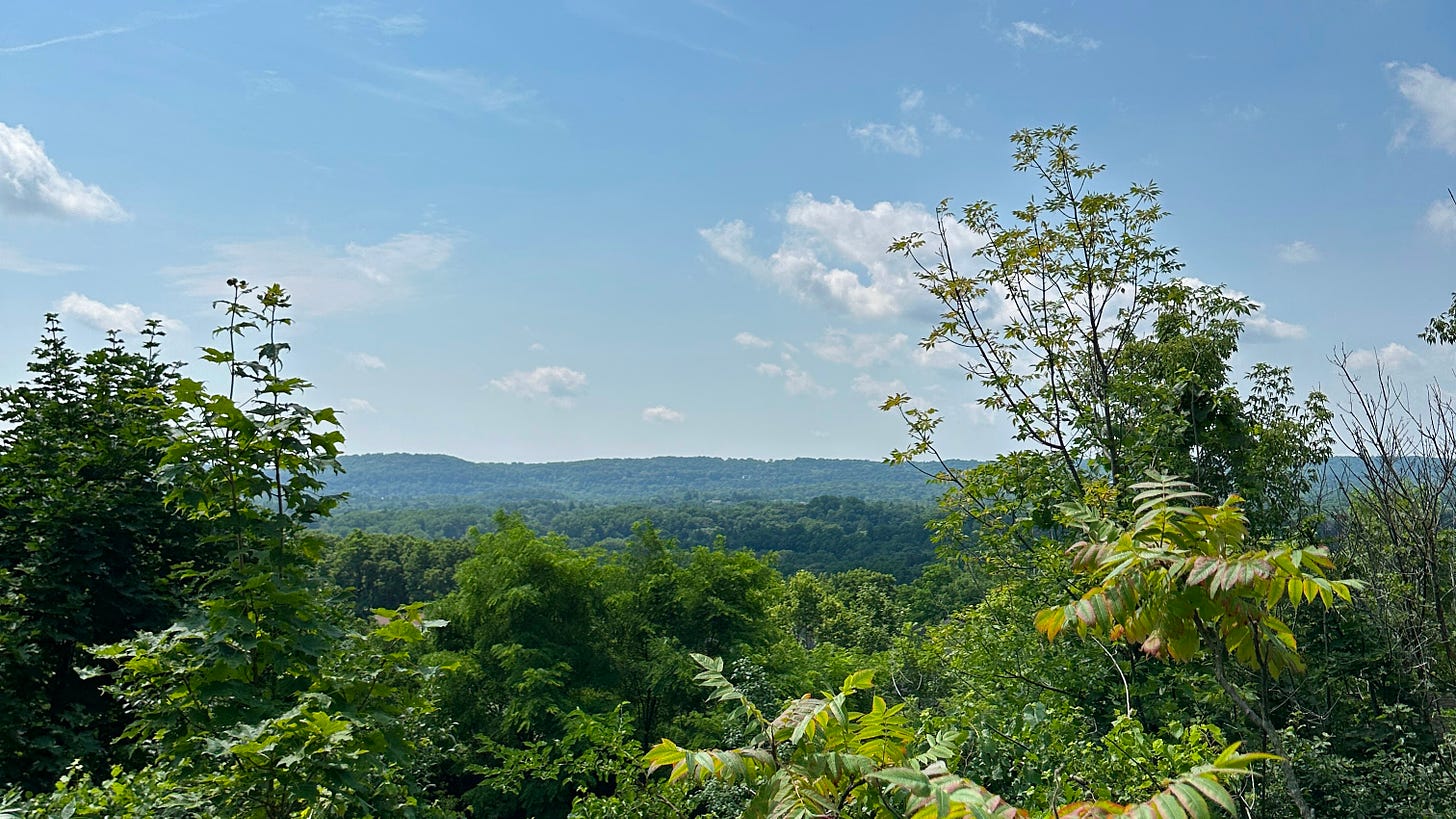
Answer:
[{"left": 3, "top": 0, "right": 1456, "bottom": 462}]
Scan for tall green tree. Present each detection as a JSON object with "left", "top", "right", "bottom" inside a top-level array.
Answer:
[
  {"left": 29, "top": 282, "right": 450, "bottom": 818},
  {"left": 0, "top": 318, "right": 202, "bottom": 789},
  {"left": 886, "top": 125, "right": 1329, "bottom": 530}
]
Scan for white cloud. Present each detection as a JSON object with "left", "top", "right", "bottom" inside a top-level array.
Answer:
[
  {"left": 929, "top": 113, "right": 964, "bottom": 139},
  {"left": 849, "top": 122, "right": 922, "bottom": 156},
  {"left": 733, "top": 331, "right": 773, "bottom": 348},
  {"left": 1005, "top": 21, "right": 1099, "bottom": 51},
  {"left": 0, "top": 123, "right": 128, "bottom": 221},
  {"left": 701, "top": 193, "right": 982, "bottom": 319},
  {"left": 490, "top": 365, "right": 587, "bottom": 407},
  {"left": 809, "top": 329, "right": 908, "bottom": 367},
  {"left": 1389, "top": 62, "right": 1456, "bottom": 154},
  {"left": 1343, "top": 342, "right": 1416, "bottom": 373},
  {"left": 56, "top": 292, "right": 175, "bottom": 334},
  {"left": 898, "top": 88, "right": 924, "bottom": 112},
  {"left": 1425, "top": 197, "right": 1456, "bottom": 237},
  {"left": 0, "top": 244, "right": 80, "bottom": 275},
  {"left": 344, "top": 398, "right": 377, "bottom": 413},
  {"left": 350, "top": 352, "right": 386, "bottom": 370},
  {"left": 912, "top": 342, "right": 967, "bottom": 369},
  {"left": 164, "top": 231, "right": 452, "bottom": 315},
  {"left": 641, "top": 405, "right": 685, "bottom": 423},
  {"left": 319, "top": 3, "right": 426, "bottom": 36},
  {"left": 1245, "top": 315, "right": 1308, "bottom": 341},
  {"left": 756, "top": 361, "right": 833, "bottom": 397},
  {"left": 963, "top": 403, "right": 998, "bottom": 426},
  {"left": 851, "top": 374, "right": 905, "bottom": 407},
  {"left": 1276, "top": 240, "right": 1319, "bottom": 264},
  {"left": 529, "top": 341, "right": 546, "bottom": 351}
]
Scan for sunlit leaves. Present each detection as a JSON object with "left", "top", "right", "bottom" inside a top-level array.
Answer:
[
  {"left": 1038, "top": 474, "right": 1360, "bottom": 678},
  {"left": 647, "top": 654, "right": 1258, "bottom": 818}
]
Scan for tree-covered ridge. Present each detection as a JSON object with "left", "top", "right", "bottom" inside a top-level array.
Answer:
[{"left": 330, "top": 453, "right": 978, "bottom": 506}]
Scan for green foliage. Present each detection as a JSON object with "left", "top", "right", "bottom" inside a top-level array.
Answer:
[
  {"left": 315, "top": 530, "right": 475, "bottom": 614},
  {"left": 28, "top": 282, "right": 452, "bottom": 818},
  {"left": 648, "top": 655, "right": 1266, "bottom": 819},
  {"left": 320, "top": 494, "right": 943, "bottom": 579},
  {"left": 0, "top": 317, "right": 203, "bottom": 789},
  {"left": 432, "top": 516, "right": 788, "bottom": 816},
  {"left": 1038, "top": 475, "right": 1358, "bottom": 678}
]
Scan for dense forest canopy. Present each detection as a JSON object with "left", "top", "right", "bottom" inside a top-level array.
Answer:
[{"left": 2, "top": 128, "right": 1456, "bottom": 819}]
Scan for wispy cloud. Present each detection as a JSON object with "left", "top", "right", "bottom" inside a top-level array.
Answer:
[
  {"left": 1276, "top": 240, "right": 1319, "bottom": 264},
  {"left": 0, "top": 245, "right": 81, "bottom": 275},
  {"left": 490, "top": 366, "right": 588, "bottom": 407},
  {"left": 354, "top": 65, "right": 535, "bottom": 117},
  {"left": 350, "top": 352, "right": 387, "bottom": 370},
  {"left": 689, "top": 0, "right": 745, "bottom": 24},
  {"left": 574, "top": 1, "right": 748, "bottom": 61},
  {"left": 319, "top": 3, "right": 426, "bottom": 36},
  {"left": 733, "top": 331, "right": 773, "bottom": 348},
  {"left": 756, "top": 360, "right": 833, "bottom": 397},
  {"left": 56, "top": 293, "right": 177, "bottom": 334},
  {"left": 851, "top": 374, "right": 905, "bottom": 407},
  {"left": 642, "top": 405, "right": 685, "bottom": 422},
  {"left": 1005, "top": 21, "right": 1099, "bottom": 51},
  {"left": 164, "top": 231, "right": 453, "bottom": 315},
  {"left": 1425, "top": 196, "right": 1456, "bottom": 237},
  {"left": 929, "top": 113, "right": 964, "bottom": 139},
  {"left": 1389, "top": 62, "right": 1456, "bottom": 154},
  {"left": 809, "top": 329, "right": 909, "bottom": 367},
  {"left": 0, "top": 123, "right": 128, "bottom": 221},
  {"left": 849, "top": 122, "right": 922, "bottom": 156},
  {"left": 0, "top": 7, "right": 217, "bottom": 55},
  {"left": 899, "top": 88, "right": 925, "bottom": 113}
]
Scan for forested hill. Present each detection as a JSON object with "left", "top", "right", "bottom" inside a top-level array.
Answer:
[{"left": 330, "top": 453, "right": 978, "bottom": 506}]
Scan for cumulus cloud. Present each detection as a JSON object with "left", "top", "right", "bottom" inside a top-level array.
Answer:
[
  {"left": 733, "top": 331, "right": 773, "bottom": 348},
  {"left": 756, "top": 361, "right": 833, "bottom": 397},
  {"left": 164, "top": 231, "right": 452, "bottom": 314},
  {"left": 0, "top": 244, "right": 80, "bottom": 275},
  {"left": 898, "top": 88, "right": 924, "bottom": 112},
  {"left": 1245, "top": 315, "right": 1308, "bottom": 341},
  {"left": 809, "top": 329, "right": 909, "bottom": 367},
  {"left": 1343, "top": 342, "right": 1416, "bottom": 373},
  {"left": 1425, "top": 197, "right": 1456, "bottom": 237},
  {"left": 1276, "top": 240, "right": 1319, "bottom": 264},
  {"left": 701, "top": 193, "right": 982, "bottom": 319},
  {"left": 0, "top": 123, "right": 127, "bottom": 221},
  {"left": 56, "top": 293, "right": 175, "bottom": 334},
  {"left": 641, "top": 405, "right": 685, "bottom": 423},
  {"left": 849, "top": 122, "right": 922, "bottom": 156},
  {"left": 490, "top": 365, "right": 587, "bottom": 407},
  {"left": 1005, "top": 21, "right": 1099, "bottom": 50},
  {"left": 350, "top": 352, "right": 386, "bottom": 369},
  {"left": 1389, "top": 62, "right": 1456, "bottom": 154},
  {"left": 319, "top": 3, "right": 426, "bottom": 35}
]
